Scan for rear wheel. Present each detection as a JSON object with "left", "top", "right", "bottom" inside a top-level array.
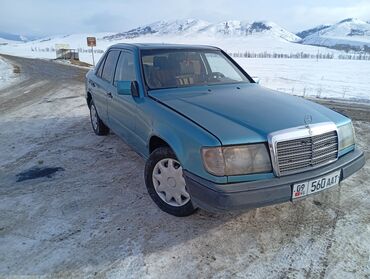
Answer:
[
  {"left": 89, "top": 101, "right": 109, "bottom": 136},
  {"left": 145, "top": 147, "right": 197, "bottom": 217}
]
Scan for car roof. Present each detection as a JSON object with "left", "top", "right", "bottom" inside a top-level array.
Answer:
[{"left": 109, "top": 43, "right": 220, "bottom": 51}]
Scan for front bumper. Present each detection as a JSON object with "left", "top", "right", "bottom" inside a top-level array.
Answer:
[{"left": 184, "top": 148, "right": 365, "bottom": 212}]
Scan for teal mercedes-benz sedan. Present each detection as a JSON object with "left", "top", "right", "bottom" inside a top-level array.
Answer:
[{"left": 85, "top": 43, "right": 365, "bottom": 216}]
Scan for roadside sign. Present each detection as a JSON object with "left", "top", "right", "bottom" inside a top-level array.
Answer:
[
  {"left": 86, "top": 37, "right": 97, "bottom": 66},
  {"left": 87, "top": 37, "right": 96, "bottom": 47}
]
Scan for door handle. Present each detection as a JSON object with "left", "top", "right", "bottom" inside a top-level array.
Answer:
[{"left": 107, "top": 92, "right": 113, "bottom": 98}]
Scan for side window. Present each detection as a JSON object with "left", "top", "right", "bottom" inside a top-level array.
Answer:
[
  {"left": 101, "top": 50, "right": 120, "bottom": 83},
  {"left": 114, "top": 51, "right": 137, "bottom": 86}
]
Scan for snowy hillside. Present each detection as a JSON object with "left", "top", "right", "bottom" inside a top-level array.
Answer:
[
  {"left": 296, "top": 25, "right": 331, "bottom": 39},
  {"left": 299, "top": 18, "right": 370, "bottom": 50},
  {"left": 0, "top": 37, "right": 15, "bottom": 45},
  {"left": 104, "top": 19, "right": 211, "bottom": 39},
  {"left": 0, "top": 32, "right": 38, "bottom": 43},
  {"left": 0, "top": 32, "right": 25, "bottom": 42},
  {"left": 104, "top": 19, "right": 300, "bottom": 42},
  {"left": 3, "top": 18, "right": 366, "bottom": 65},
  {"left": 0, "top": 18, "right": 334, "bottom": 64}
]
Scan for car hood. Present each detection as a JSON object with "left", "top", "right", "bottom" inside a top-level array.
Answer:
[{"left": 149, "top": 83, "right": 348, "bottom": 145}]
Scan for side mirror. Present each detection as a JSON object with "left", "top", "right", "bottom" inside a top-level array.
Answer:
[
  {"left": 117, "top": 81, "right": 131, "bottom": 95},
  {"left": 252, "top": 76, "right": 260, "bottom": 84},
  {"left": 117, "top": 80, "right": 139, "bottom": 97},
  {"left": 131, "top": 81, "right": 139, "bottom": 97}
]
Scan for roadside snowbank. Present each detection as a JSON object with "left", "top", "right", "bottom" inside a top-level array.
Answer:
[{"left": 0, "top": 56, "right": 18, "bottom": 90}]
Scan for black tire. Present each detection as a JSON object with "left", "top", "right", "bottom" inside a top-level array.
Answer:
[
  {"left": 145, "top": 147, "right": 197, "bottom": 217},
  {"left": 89, "top": 101, "right": 109, "bottom": 136}
]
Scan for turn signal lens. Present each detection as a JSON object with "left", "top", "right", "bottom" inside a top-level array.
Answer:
[{"left": 338, "top": 122, "right": 355, "bottom": 151}]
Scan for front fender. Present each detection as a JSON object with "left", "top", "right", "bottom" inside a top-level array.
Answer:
[
  {"left": 147, "top": 103, "right": 227, "bottom": 184},
  {"left": 148, "top": 131, "right": 184, "bottom": 164}
]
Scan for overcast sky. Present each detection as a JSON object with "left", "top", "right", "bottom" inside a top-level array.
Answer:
[{"left": 0, "top": 0, "right": 369, "bottom": 36}]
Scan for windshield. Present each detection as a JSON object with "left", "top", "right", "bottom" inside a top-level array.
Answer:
[{"left": 141, "top": 49, "right": 250, "bottom": 90}]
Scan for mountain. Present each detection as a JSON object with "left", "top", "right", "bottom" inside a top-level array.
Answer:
[
  {"left": 2, "top": 18, "right": 356, "bottom": 64},
  {"left": 104, "top": 19, "right": 211, "bottom": 40},
  {"left": 296, "top": 25, "right": 331, "bottom": 39},
  {"left": 103, "top": 19, "right": 300, "bottom": 42},
  {"left": 298, "top": 18, "right": 370, "bottom": 51},
  {"left": 0, "top": 32, "right": 25, "bottom": 42},
  {"left": 198, "top": 20, "right": 300, "bottom": 42},
  {"left": 0, "top": 31, "right": 39, "bottom": 43}
]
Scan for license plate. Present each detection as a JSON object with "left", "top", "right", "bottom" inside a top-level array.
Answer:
[{"left": 292, "top": 170, "right": 341, "bottom": 199}]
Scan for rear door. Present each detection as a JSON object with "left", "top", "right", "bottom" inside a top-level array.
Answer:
[
  {"left": 108, "top": 50, "right": 138, "bottom": 145},
  {"left": 92, "top": 50, "right": 120, "bottom": 123}
]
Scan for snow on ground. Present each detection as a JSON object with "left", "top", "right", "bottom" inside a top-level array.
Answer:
[
  {"left": 0, "top": 32, "right": 339, "bottom": 65},
  {"left": 0, "top": 33, "right": 369, "bottom": 102},
  {"left": 0, "top": 32, "right": 115, "bottom": 63},
  {"left": 0, "top": 56, "right": 18, "bottom": 90},
  {"left": 236, "top": 58, "right": 370, "bottom": 101}
]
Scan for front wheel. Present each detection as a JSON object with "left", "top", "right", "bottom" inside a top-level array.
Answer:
[{"left": 145, "top": 147, "right": 197, "bottom": 217}]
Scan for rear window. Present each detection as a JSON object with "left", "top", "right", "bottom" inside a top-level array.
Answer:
[{"left": 96, "top": 55, "right": 106, "bottom": 77}]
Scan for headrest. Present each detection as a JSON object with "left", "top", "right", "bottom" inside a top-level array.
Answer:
[{"left": 153, "top": 56, "right": 167, "bottom": 69}]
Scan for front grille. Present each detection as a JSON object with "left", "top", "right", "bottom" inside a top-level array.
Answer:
[{"left": 276, "top": 130, "right": 338, "bottom": 175}]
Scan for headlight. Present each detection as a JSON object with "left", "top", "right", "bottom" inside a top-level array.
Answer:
[
  {"left": 201, "top": 144, "right": 272, "bottom": 176},
  {"left": 337, "top": 122, "right": 355, "bottom": 151}
]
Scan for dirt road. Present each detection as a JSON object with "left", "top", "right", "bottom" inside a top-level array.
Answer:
[{"left": 0, "top": 55, "right": 369, "bottom": 278}]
